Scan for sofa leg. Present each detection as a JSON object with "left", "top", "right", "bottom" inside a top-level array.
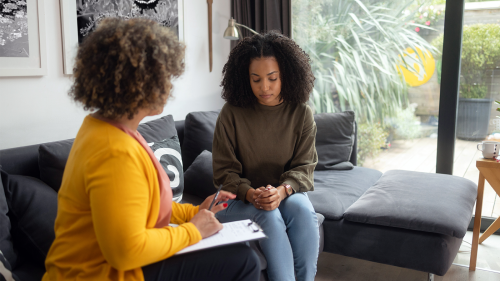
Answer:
[{"left": 428, "top": 273, "right": 435, "bottom": 281}]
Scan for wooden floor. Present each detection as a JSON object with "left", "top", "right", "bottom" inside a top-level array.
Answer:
[
  {"left": 315, "top": 231, "right": 500, "bottom": 281},
  {"left": 363, "top": 137, "right": 500, "bottom": 217}
]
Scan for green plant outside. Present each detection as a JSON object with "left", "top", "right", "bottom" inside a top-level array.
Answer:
[
  {"left": 292, "top": 0, "right": 438, "bottom": 165},
  {"left": 292, "top": 0, "right": 438, "bottom": 125},
  {"left": 357, "top": 122, "right": 389, "bottom": 166},
  {"left": 406, "top": 2, "right": 444, "bottom": 31},
  {"left": 496, "top": 100, "right": 500, "bottom": 118},
  {"left": 432, "top": 24, "right": 500, "bottom": 99},
  {"left": 386, "top": 105, "right": 422, "bottom": 140}
]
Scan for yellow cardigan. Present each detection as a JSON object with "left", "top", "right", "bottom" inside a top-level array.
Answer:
[{"left": 43, "top": 116, "right": 202, "bottom": 281}]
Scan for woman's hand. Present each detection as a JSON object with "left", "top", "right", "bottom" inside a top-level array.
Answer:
[
  {"left": 190, "top": 209, "right": 224, "bottom": 238},
  {"left": 191, "top": 191, "right": 234, "bottom": 239},
  {"left": 246, "top": 187, "right": 265, "bottom": 210},
  {"left": 255, "top": 185, "right": 286, "bottom": 211},
  {"left": 199, "top": 190, "right": 236, "bottom": 212}
]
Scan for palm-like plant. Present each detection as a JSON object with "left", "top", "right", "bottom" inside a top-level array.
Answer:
[{"left": 292, "top": 0, "right": 438, "bottom": 124}]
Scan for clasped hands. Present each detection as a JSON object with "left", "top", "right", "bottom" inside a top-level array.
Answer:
[{"left": 246, "top": 185, "right": 287, "bottom": 211}]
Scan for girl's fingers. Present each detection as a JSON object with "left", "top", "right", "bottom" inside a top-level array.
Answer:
[
  {"left": 256, "top": 194, "right": 279, "bottom": 204},
  {"left": 260, "top": 188, "right": 277, "bottom": 198}
]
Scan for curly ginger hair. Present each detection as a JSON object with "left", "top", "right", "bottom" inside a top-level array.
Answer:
[{"left": 69, "top": 17, "right": 185, "bottom": 119}]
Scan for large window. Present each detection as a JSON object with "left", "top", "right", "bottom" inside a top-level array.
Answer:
[
  {"left": 292, "top": 0, "right": 500, "bottom": 219},
  {"left": 454, "top": 2, "right": 500, "bottom": 218}
]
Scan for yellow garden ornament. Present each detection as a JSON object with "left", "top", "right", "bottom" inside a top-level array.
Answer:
[{"left": 398, "top": 47, "right": 435, "bottom": 87}]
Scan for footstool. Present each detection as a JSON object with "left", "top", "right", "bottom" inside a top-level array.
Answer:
[{"left": 339, "top": 170, "right": 477, "bottom": 278}]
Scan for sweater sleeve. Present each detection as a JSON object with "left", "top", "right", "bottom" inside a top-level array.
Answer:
[
  {"left": 212, "top": 116, "right": 253, "bottom": 202},
  {"left": 170, "top": 202, "right": 199, "bottom": 224},
  {"left": 86, "top": 151, "right": 202, "bottom": 271},
  {"left": 279, "top": 106, "right": 318, "bottom": 193}
]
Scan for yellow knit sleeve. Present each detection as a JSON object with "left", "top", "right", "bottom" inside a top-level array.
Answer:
[
  {"left": 170, "top": 202, "right": 199, "bottom": 224},
  {"left": 86, "top": 149, "right": 202, "bottom": 271}
]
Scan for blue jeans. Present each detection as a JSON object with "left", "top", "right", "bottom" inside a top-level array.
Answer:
[{"left": 215, "top": 192, "right": 319, "bottom": 281}]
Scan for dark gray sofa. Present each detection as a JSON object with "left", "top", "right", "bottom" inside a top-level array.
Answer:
[{"left": 0, "top": 111, "right": 477, "bottom": 281}]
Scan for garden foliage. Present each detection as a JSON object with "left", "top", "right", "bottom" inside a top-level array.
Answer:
[
  {"left": 432, "top": 24, "right": 500, "bottom": 99},
  {"left": 292, "top": 0, "right": 437, "bottom": 125}
]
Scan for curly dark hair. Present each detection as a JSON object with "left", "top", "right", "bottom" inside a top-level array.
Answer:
[
  {"left": 221, "top": 31, "right": 315, "bottom": 107},
  {"left": 69, "top": 17, "right": 185, "bottom": 119}
]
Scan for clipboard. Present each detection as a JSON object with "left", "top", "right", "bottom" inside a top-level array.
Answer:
[{"left": 176, "top": 219, "right": 267, "bottom": 255}]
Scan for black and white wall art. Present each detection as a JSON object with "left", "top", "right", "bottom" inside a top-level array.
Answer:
[
  {"left": 61, "top": 0, "right": 184, "bottom": 75},
  {"left": 0, "top": 0, "right": 29, "bottom": 57},
  {"left": 76, "top": 0, "right": 181, "bottom": 44},
  {"left": 0, "top": 0, "right": 47, "bottom": 77}
]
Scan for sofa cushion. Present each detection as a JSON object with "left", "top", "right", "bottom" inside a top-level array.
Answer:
[
  {"left": 314, "top": 111, "right": 355, "bottom": 170},
  {"left": 38, "top": 139, "right": 74, "bottom": 192},
  {"left": 0, "top": 170, "right": 17, "bottom": 269},
  {"left": 309, "top": 167, "right": 382, "bottom": 220},
  {"left": 344, "top": 170, "right": 477, "bottom": 238},
  {"left": 182, "top": 111, "right": 219, "bottom": 171},
  {"left": 3, "top": 174, "right": 57, "bottom": 266},
  {"left": 148, "top": 136, "right": 184, "bottom": 203},
  {"left": 183, "top": 150, "right": 216, "bottom": 199}
]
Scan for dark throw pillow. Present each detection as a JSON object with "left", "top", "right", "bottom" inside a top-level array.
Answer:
[
  {"left": 183, "top": 150, "right": 216, "bottom": 199},
  {"left": 148, "top": 136, "right": 184, "bottom": 202},
  {"left": 38, "top": 139, "right": 74, "bottom": 192},
  {"left": 3, "top": 174, "right": 58, "bottom": 266},
  {"left": 0, "top": 170, "right": 17, "bottom": 269},
  {"left": 182, "top": 111, "right": 220, "bottom": 171},
  {"left": 314, "top": 111, "right": 356, "bottom": 170}
]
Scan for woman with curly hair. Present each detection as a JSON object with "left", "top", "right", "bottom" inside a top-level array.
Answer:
[
  {"left": 42, "top": 18, "right": 260, "bottom": 281},
  {"left": 213, "top": 31, "right": 319, "bottom": 281}
]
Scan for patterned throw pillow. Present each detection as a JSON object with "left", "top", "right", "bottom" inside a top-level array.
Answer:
[
  {"left": 148, "top": 136, "right": 184, "bottom": 203},
  {"left": 0, "top": 250, "right": 18, "bottom": 281}
]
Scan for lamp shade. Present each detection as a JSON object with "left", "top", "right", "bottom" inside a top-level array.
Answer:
[{"left": 223, "top": 18, "right": 240, "bottom": 40}]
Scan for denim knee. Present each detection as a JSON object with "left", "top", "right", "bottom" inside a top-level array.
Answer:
[
  {"left": 280, "top": 195, "right": 317, "bottom": 224},
  {"left": 252, "top": 208, "right": 285, "bottom": 229}
]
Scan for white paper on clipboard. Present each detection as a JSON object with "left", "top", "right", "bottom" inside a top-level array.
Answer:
[{"left": 176, "top": 219, "right": 266, "bottom": 255}]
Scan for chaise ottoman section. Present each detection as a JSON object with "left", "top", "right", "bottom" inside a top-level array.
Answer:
[
  {"left": 309, "top": 167, "right": 383, "bottom": 220},
  {"left": 342, "top": 170, "right": 477, "bottom": 275}
]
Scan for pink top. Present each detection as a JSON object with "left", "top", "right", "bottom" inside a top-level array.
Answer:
[{"left": 91, "top": 115, "right": 172, "bottom": 228}]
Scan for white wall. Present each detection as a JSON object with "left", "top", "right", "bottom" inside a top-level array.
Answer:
[{"left": 0, "top": 0, "right": 230, "bottom": 150}]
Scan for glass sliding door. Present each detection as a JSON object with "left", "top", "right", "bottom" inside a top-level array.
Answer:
[
  {"left": 454, "top": 1, "right": 500, "bottom": 219},
  {"left": 292, "top": 0, "right": 446, "bottom": 173}
]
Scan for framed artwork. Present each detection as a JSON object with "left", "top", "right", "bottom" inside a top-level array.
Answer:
[
  {"left": 60, "top": 0, "right": 184, "bottom": 75},
  {"left": 0, "top": 0, "right": 47, "bottom": 77}
]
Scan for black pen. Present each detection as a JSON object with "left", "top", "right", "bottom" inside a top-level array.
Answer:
[{"left": 208, "top": 184, "right": 223, "bottom": 211}]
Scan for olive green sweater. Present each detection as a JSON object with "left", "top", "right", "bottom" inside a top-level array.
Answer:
[{"left": 212, "top": 102, "right": 318, "bottom": 202}]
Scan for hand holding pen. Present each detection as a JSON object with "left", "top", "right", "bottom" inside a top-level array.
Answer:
[
  {"left": 199, "top": 184, "right": 236, "bottom": 213},
  {"left": 191, "top": 185, "right": 236, "bottom": 239}
]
